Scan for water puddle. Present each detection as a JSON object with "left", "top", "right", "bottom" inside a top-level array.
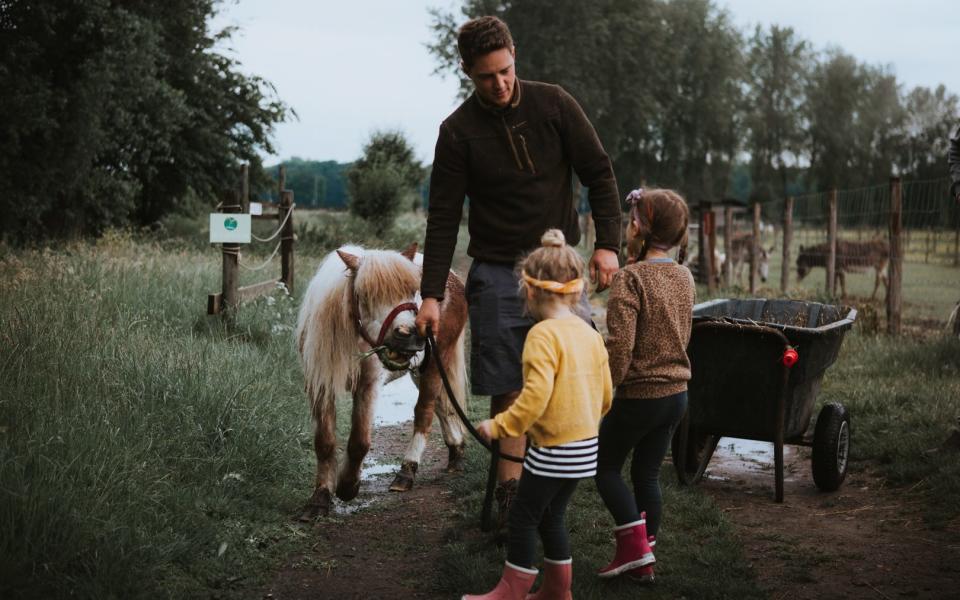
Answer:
[
  {"left": 333, "top": 498, "right": 375, "bottom": 516},
  {"left": 374, "top": 374, "right": 419, "bottom": 426},
  {"left": 361, "top": 462, "right": 398, "bottom": 478},
  {"left": 705, "top": 438, "right": 798, "bottom": 482}
]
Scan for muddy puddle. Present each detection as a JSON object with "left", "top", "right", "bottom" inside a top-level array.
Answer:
[
  {"left": 701, "top": 437, "right": 807, "bottom": 485},
  {"left": 331, "top": 374, "right": 420, "bottom": 516}
]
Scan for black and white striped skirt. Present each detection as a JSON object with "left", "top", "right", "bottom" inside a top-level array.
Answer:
[{"left": 523, "top": 437, "right": 598, "bottom": 479}]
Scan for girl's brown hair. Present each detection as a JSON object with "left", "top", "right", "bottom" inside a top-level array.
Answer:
[
  {"left": 625, "top": 188, "right": 690, "bottom": 264},
  {"left": 518, "top": 229, "right": 586, "bottom": 321}
]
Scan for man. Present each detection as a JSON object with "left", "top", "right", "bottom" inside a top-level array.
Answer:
[
  {"left": 415, "top": 16, "right": 621, "bottom": 532},
  {"left": 950, "top": 124, "right": 960, "bottom": 203}
]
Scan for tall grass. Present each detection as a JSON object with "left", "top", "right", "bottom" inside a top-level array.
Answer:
[
  {"left": 822, "top": 332, "right": 960, "bottom": 527},
  {"left": 0, "top": 236, "right": 315, "bottom": 598}
]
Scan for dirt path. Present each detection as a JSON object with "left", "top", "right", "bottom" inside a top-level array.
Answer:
[
  {"left": 262, "top": 422, "right": 458, "bottom": 600},
  {"left": 701, "top": 440, "right": 960, "bottom": 599}
]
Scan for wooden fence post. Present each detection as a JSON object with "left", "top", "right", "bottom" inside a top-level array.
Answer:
[
  {"left": 750, "top": 202, "right": 761, "bottom": 294},
  {"left": 280, "top": 190, "right": 295, "bottom": 294},
  {"left": 696, "top": 203, "right": 707, "bottom": 285},
  {"left": 704, "top": 202, "right": 716, "bottom": 293},
  {"left": 826, "top": 188, "right": 838, "bottom": 296},
  {"left": 781, "top": 196, "right": 794, "bottom": 293},
  {"left": 723, "top": 204, "right": 733, "bottom": 288},
  {"left": 954, "top": 213, "right": 959, "bottom": 267},
  {"left": 221, "top": 188, "right": 241, "bottom": 319},
  {"left": 887, "top": 177, "right": 903, "bottom": 335}
]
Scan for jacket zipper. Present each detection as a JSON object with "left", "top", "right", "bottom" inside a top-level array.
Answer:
[
  {"left": 502, "top": 118, "right": 525, "bottom": 172},
  {"left": 518, "top": 134, "right": 536, "bottom": 174}
]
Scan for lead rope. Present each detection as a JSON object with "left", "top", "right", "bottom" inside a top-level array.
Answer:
[{"left": 426, "top": 328, "right": 524, "bottom": 464}]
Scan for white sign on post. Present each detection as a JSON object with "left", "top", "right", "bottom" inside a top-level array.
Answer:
[
  {"left": 209, "top": 213, "right": 252, "bottom": 244},
  {"left": 249, "top": 202, "right": 263, "bottom": 216}
]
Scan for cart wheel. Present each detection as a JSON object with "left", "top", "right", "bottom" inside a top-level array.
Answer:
[
  {"left": 672, "top": 428, "right": 717, "bottom": 485},
  {"left": 672, "top": 426, "right": 709, "bottom": 475},
  {"left": 811, "top": 402, "right": 850, "bottom": 491}
]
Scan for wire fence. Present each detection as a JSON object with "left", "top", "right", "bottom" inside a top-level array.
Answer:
[{"left": 686, "top": 177, "right": 960, "bottom": 331}]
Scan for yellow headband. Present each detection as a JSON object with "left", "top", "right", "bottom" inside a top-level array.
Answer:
[{"left": 521, "top": 271, "right": 584, "bottom": 295}]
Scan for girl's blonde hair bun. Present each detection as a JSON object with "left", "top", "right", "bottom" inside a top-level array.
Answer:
[{"left": 540, "top": 229, "right": 566, "bottom": 248}]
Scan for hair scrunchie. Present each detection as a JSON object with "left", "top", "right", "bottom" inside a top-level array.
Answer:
[{"left": 625, "top": 188, "right": 644, "bottom": 206}]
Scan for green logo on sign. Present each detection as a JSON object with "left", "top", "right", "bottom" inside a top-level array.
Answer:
[{"left": 224, "top": 217, "right": 238, "bottom": 231}]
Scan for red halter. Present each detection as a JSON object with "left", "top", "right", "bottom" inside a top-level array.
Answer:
[{"left": 350, "top": 287, "right": 418, "bottom": 349}]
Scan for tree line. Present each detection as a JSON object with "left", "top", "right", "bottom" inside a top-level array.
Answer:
[
  {"left": 0, "top": 0, "right": 289, "bottom": 241},
  {"left": 428, "top": 0, "right": 959, "bottom": 205}
]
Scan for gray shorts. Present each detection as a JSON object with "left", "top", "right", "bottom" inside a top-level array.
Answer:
[{"left": 465, "top": 260, "right": 592, "bottom": 397}]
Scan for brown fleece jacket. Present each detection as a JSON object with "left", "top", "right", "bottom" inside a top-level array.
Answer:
[
  {"left": 421, "top": 79, "right": 621, "bottom": 299},
  {"left": 605, "top": 261, "right": 696, "bottom": 399}
]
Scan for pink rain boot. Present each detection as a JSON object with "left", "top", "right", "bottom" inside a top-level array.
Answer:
[
  {"left": 462, "top": 561, "right": 538, "bottom": 600},
  {"left": 627, "top": 535, "right": 656, "bottom": 583},
  {"left": 525, "top": 558, "right": 572, "bottom": 600},
  {"left": 597, "top": 512, "right": 655, "bottom": 578}
]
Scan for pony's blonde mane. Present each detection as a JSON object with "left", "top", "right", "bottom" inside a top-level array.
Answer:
[{"left": 296, "top": 246, "right": 421, "bottom": 407}]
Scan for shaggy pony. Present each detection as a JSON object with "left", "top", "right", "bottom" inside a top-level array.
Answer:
[{"left": 295, "top": 243, "right": 468, "bottom": 518}]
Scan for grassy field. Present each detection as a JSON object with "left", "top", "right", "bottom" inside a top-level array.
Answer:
[{"left": 1, "top": 212, "right": 958, "bottom": 598}]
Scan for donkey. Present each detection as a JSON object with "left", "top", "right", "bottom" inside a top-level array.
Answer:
[
  {"left": 295, "top": 242, "right": 468, "bottom": 519},
  {"left": 796, "top": 239, "right": 889, "bottom": 299},
  {"left": 727, "top": 232, "right": 773, "bottom": 286}
]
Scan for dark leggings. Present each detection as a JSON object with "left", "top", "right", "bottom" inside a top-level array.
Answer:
[
  {"left": 594, "top": 392, "right": 687, "bottom": 537},
  {"left": 507, "top": 469, "right": 579, "bottom": 568}
]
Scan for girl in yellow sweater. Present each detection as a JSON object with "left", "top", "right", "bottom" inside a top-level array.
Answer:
[{"left": 463, "top": 229, "right": 613, "bottom": 600}]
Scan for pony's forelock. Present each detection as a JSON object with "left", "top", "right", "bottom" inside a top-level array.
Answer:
[{"left": 353, "top": 250, "right": 421, "bottom": 312}]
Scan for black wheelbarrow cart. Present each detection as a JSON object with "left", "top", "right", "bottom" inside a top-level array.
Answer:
[{"left": 672, "top": 298, "right": 857, "bottom": 502}]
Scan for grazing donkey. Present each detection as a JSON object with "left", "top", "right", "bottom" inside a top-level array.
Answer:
[
  {"left": 796, "top": 239, "right": 890, "bottom": 299},
  {"left": 727, "top": 232, "right": 773, "bottom": 286},
  {"left": 295, "top": 242, "right": 468, "bottom": 519}
]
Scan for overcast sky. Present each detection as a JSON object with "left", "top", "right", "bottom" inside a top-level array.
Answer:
[{"left": 212, "top": 0, "right": 960, "bottom": 164}]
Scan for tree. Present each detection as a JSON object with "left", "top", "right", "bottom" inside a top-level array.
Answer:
[
  {"left": 899, "top": 85, "right": 960, "bottom": 180},
  {"left": 278, "top": 158, "right": 328, "bottom": 208},
  {"left": 744, "top": 25, "right": 811, "bottom": 202},
  {"left": 652, "top": 0, "right": 743, "bottom": 202},
  {"left": 0, "top": 0, "right": 289, "bottom": 241},
  {"left": 347, "top": 130, "right": 423, "bottom": 234},
  {"left": 805, "top": 50, "right": 866, "bottom": 189}
]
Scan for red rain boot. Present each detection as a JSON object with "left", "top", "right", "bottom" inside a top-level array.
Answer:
[
  {"left": 627, "top": 535, "right": 656, "bottom": 583},
  {"left": 597, "top": 512, "right": 655, "bottom": 578},
  {"left": 525, "top": 558, "right": 572, "bottom": 600},
  {"left": 462, "top": 561, "right": 538, "bottom": 600}
]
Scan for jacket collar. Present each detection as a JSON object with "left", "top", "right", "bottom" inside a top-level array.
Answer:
[{"left": 474, "top": 79, "right": 523, "bottom": 115}]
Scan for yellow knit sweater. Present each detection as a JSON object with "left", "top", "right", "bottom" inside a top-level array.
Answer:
[{"left": 490, "top": 316, "right": 613, "bottom": 446}]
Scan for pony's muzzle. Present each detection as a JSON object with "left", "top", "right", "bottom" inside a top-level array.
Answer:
[{"left": 388, "top": 327, "right": 425, "bottom": 354}]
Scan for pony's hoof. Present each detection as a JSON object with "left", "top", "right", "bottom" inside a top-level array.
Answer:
[
  {"left": 389, "top": 461, "right": 417, "bottom": 492},
  {"left": 446, "top": 443, "right": 466, "bottom": 473},
  {"left": 335, "top": 478, "right": 360, "bottom": 502},
  {"left": 298, "top": 488, "right": 332, "bottom": 521}
]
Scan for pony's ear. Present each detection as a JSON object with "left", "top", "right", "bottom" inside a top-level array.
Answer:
[
  {"left": 799, "top": 244, "right": 805, "bottom": 252},
  {"left": 337, "top": 249, "right": 360, "bottom": 272},
  {"left": 400, "top": 242, "right": 418, "bottom": 262}
]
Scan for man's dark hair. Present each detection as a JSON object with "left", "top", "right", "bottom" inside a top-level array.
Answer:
[{"left": 457, "top": 16, "right": 513, "bottom": 70}]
